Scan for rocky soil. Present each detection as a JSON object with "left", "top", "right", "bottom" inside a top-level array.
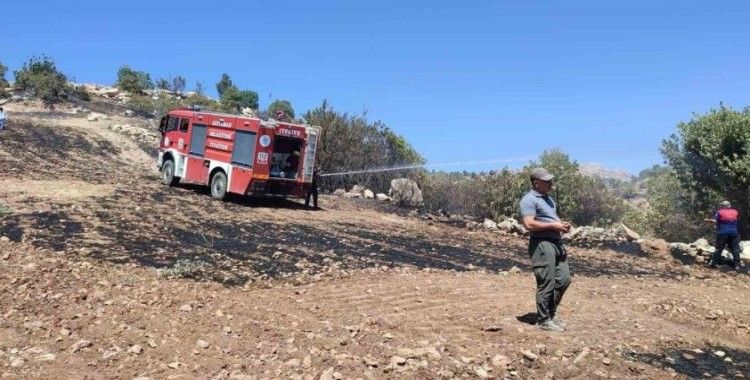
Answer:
[{"left": 0, "top": 99, "right": 748, "bottom": 379}]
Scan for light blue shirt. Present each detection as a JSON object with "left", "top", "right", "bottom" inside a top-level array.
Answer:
[{"left": 519, "top": 189, "right": 561, "bottom": 240}]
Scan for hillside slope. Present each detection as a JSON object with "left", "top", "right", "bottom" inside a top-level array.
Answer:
[{"left": 0, "top": 100, "right": 748, "bottom": 379}]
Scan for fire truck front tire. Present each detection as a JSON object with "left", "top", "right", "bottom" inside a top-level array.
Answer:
[
  {"left": 161, "top": 159, "right": 179, "bottom": 186},
  {"left": 210, "top": 171, "right": 228, "bottom": 200}
]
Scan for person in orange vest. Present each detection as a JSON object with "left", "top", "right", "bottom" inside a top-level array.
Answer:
[{"left": 705, "top": 200, "right": 743, "bottom": 270}]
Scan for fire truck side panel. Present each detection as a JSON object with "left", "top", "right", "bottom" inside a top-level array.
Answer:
[
  {"left": 184, "top": 156, "right": 209, "bottom": 184},
  {"left": 252, "top": 126, "right": 275, "bottom": 183},
  {"left": 227, "top": 129, "right": 258, "bottom": 194},
  {"left": 229, "top": 166, "right": 253, "bottom": 194}
]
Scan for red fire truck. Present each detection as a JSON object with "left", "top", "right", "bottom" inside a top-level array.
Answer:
[{"left": 156, "top": 108, "right": 320, "bottom": 200}]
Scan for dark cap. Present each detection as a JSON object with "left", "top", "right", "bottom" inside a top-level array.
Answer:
[{"left": 530, "top": 167, "right": 554, "bottom": 182}]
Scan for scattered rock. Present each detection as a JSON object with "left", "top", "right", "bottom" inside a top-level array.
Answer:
[
  {"left": 602, "top": 357, "right": 612, "bottom": 365},
  {"left": 363, "top": 189, "right": 375, "bottom": 199},
  {"left": 492, "top": 354, "right": 510, "bottom": 368},
  {"left": 714, "top": 350, "right": 726, "bottom": 358},
  {"left": 10, "top": 358, "right": 24, "bottom": 367},
  {"left": 127, "top": 345, "right": 143, "bottom": 354},
  {"left": 197, "top": 340, "right": 210, "bottom": 349},
  {"left": 102, "top": 345, "right": 122, "bottom": 359},
  {"left": 388, "top": 178, "right": 423, "bottom": 207},
  {"left": 363, "top": 356, "right": 379, "bottom": 367},
  {"left": 0, "top": 236, "right": 9, "bottom": 242},
  {"left": 36, "top": 353, "right": 56, "bottom": 362},
  {"left": 179, "top": 304, "right": 193, "bottom": 312},
  {"left": 475, "top": 367, "right": 490, "bottom": 378},
  {"left": 483, "top": 219, "right": 498, "bottom": 229},
  {"left": 509, "top": 266, "right": 522, "bottom": 274},
  {"left": 522, "top": 350, "right": 539, "bottom": 361},
  {"left": 70, "top": 340, "right": 93, "bottom": 353},
  {"left": 573, "top": 347, "right": 590, "bottom": 364},
  {"left": 375, "top": 193, "right": 391, "bottom": 201}
]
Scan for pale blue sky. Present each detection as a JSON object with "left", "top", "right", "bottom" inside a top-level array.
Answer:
[{"left": 3, "top": 1, "right": 749, "bottom": 173}]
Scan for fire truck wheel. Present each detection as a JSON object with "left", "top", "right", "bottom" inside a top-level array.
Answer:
[
  {"left": 210, "top": 171, "right": 228, "bottom": 200},
  {"left": 161, "top": 159, "right": 179, "bottom": 186}
]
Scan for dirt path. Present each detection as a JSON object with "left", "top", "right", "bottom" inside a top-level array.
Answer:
[{"left": 0, "top": 105, "right": 748, "bottom": 379}]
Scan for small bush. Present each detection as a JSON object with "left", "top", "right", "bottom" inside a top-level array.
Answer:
[
  {"left": 215, "top": 73, "right": 234, "bottom": 98},
  {"left": 125, "top": 95, "right": 156, "bottom": 117},
  {"left": 171, "top": 76, "right": 186, "bottom": 93},
  {"left": 115, "top": 66, "right": 153, "bottom": 94},
  {"left": 0, "top": 61, "right": 9, "bottom": 94},
  {"left": 0, "top": 204, "right": 12, "bottom": 218},
  {"left": 156, "top": 78, "right": 169, "bottom": 90},
  {"left": 67, "top": 84, "right": 91, "bottom": 101},
  {"left": 219, "top": 87, "right": 258, "bottom": 113},
  {"left": 14, "top": 55, "right": 68, "bottom": 105},
  {"left": 152, "top": 95, "right": 183, "bottom": 118},
  {"left": 266, "top": 99, "right": 295, "bottom": 120},
  {"left": 184, "top": 93, "right": 220, "bottom": 111},
  {"left": 158, "top": 258, "right": 206, "bottom": 279}
]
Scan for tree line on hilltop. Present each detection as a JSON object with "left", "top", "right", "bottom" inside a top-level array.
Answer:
[{"left": 2, "top": 56, "right": 749, "bottom": 241}]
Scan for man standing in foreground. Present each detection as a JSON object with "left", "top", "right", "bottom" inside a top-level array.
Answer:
[
  {"left": 519, "top": 167, "right": 572, "bottom": 332},
  {"left": 706, "top": 200, "right": 743, "bottom": 270}
]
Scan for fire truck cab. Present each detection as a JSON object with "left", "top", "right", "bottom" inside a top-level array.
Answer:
[{"left": 156, "top": 108, "right": 320, "bottom": 200}]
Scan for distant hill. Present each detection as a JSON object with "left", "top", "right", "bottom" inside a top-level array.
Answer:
[{"left": 579, "top": 163, "right": 633, "bottom": 183}]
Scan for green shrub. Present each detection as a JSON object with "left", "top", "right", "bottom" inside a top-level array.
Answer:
[
  {"left": 219, "top": 87, "right": 258, "bottom": 113},
  {"left": 0, "top": 204, "right": 12, "bottom": 218},
  {"left": 0, "top": 61, "right": 9, "bottom": 94},
  {"left": 156, "top": 78, "right": 169, "bottom": 90},
  {"left": 184, "top": 93, "right": 219, "bottom": 111},
  {"left": 115, "top": 66, "right": 153, "bottom": 94},
  {"left": 215, "top": 73, "right": 234, "bottom": 98},
  {"left": 267, "top": 99, "right": 295, "bottom": 120},
  {"left": 125, "top": 95, "right": 156, "bottom": 117},
  {"left": 67, "top": 84, "right": 91, "bottom": 101},
  {"left": 171, "top": 76, "right": 186, "bottom": 93},
  {"left": 14, "top": 55, "right": 68, "bottom": 105}
]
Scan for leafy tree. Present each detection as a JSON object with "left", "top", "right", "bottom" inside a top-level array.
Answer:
[
  {"left": 115, "top": 66, "right": 153, "bottom": 93},
  {"left": 171, "top": 76, "right": 186, "bottom": 93},
  {"left": 14, "top": 55, "right": 68, "bottom": 105},
  {"left": 304, "top": 100, "right": 424, "bottom": 192},
  {"left": 194, "top": 81, "right": 205, "bottom": 96},
  {"left": 215, "top": 73, "right": 234, "bottom": 98},
  {"left": 661, "top": 104, "right": 750, "bottom": 237},
  {"left": 266, "top": 99, "right": 295, "bottom": 120},
  {"left": 638, "top": 169, "right": 709, "bottom": 241},
  {"left": 0, "top": 61, "right": 9, "bottom": 92},
  {"left": 156, "top": 78, "right": 170, "bottom": 90},
  {"left": 219, "top": 86, "right": 258, "bottom": 113},
  {"left": 68, "top": 84, "right": 91, "bottom": 101}
]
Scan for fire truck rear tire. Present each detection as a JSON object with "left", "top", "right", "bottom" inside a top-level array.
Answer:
[
  {"left": 210, "top": 171, "right": 228, "bottom": 200},
  {"left": 161, "top": 159, "right": 179, "bottom": 186}
]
